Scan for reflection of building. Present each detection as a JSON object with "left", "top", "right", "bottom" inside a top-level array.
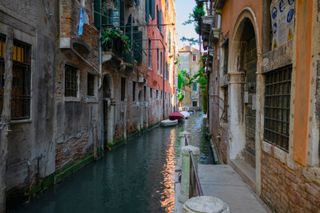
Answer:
[
  {"left": 178, "top": 46, "right": 200, "bottom": 109},
  {"left": 203, "top": 0, "right": 320, "bottom": 212}
]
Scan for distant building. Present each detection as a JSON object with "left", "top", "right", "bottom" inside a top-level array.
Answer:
[{"left": 178, "top": 46, "right": 201, "bottom": 109}]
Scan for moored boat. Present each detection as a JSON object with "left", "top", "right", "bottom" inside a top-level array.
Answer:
[
  {"left": 168, "top": 111, "right": 185, "bottom": 121},
  {"left": 160, "top": 119, "right": 178, "bottom": 127}
]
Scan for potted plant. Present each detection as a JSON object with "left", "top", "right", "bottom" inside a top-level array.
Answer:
[{"left": 101, "top": 28, "right": 131, "bottom": 53}]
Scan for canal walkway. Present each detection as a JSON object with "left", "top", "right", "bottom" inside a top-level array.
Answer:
[{"left": 198, "top": 164, "right": 270, "bottom": 213}]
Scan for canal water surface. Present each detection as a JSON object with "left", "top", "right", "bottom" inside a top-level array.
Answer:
[{"left": 9, "top": 112, "right": 212, "bottom": 213}]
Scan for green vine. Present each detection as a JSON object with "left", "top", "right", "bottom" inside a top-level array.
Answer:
[
  {"left": 101, "top": 28, "right": 131, "bottom": 52},
  {"left": 182, "top": 0, "right": 206, "bottom": 35}
]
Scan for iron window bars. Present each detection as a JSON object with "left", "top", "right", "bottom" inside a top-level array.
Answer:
[{"left": 264, "top": 65, "right": 292, "bottom": 152}]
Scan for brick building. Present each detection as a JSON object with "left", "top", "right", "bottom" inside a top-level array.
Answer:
[
  {"left": 203, "top": 0, "right": 320, "bottom": 211},
  {"left": 0, "top": 0, "right": 177, "bottom": 211}
]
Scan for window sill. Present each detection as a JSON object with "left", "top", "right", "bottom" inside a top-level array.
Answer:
[
  {"left": 262, "top": 141, "right": 288, "bottom": 164},
  {"left": 64, "top": 97, "right": 81, "bottom": 102},
  {"left": 85, "top": 96, "right": 98, "bottom": 103},
  {"left": 10, "top": 119, "right": 32, "bottom": 124}
]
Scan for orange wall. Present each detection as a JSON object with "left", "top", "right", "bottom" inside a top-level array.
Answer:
[
  {"left": 221, "top": 0, "right": 263, "bottom": 44},
  {"left": 292, "top": 0, "right": 313, "bottom": 165}
]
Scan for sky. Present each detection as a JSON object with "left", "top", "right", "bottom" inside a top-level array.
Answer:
[{"left": 175, "top": 0, "right": 198, "bottom": 49}]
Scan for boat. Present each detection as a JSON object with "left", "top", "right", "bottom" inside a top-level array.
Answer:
[
  {"left": 160, "top": 119, "right": 178, "bottom": 127},
  {"left": 169, "top": 111, "right": 185, "bottom": 121},
  {"left": 180, "top": 111, "right": 190, "bottom": 119}
]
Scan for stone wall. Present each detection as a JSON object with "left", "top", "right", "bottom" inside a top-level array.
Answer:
[{"left": 261, "top": 151, "right": 320, "bottom": 212}]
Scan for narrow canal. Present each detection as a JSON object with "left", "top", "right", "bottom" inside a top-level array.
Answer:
[{"left": 9, "top": 112, "right": 213, "bottom": 213}]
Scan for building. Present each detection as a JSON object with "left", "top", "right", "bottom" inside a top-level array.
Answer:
[
  {"left": 178, "top": 46, "right": 201, "bottom": 109},
  {"left": 0, "top": 0, "right": 177, "bottom": 211},
  {"left": 146, "top": 0, "right": 177, "bottom": 123},
  {"left": 203, "top": 0, "right": 320, "bottom": 211}
]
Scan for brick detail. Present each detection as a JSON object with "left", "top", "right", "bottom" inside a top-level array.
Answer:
[
  {"left": 261, "top": 151, "right": 320, "bottom": 212},
  {"left": 56, "top": 132, "right": 92, "bottom": 170}
]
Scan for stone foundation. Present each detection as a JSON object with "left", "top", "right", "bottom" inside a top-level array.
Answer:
[{"left": 261, "top": 151, "right": 320, "bottom": 212}]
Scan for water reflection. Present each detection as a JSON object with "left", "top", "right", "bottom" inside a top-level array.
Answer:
[{"left": 160, "top": 129, "right": 176, "bottom": 212}]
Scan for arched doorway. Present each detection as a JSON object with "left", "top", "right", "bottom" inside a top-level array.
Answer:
[
  {"left": 103, "top": 74, "right": 113, "bottom": 145},
  {"left": 239, "top": 19, "right": 257, "bottom": 168},
  {"left": 229, "top": 16, "right": 258, "bottom": 169}
]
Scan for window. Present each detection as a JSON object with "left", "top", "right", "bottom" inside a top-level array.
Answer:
[
  {"left": 65, "top": 65, "right": 78, "bottom": 97},
  {"left": 193, "top": 83, "right": 197, "bottom": 91},
  {"left": 192, "top": 101, "right": 197, "bottom": 107},
  {"left": 0, "top": 38, "right": 31, "bottom": 120},
  {"left": 222, "top": 86, "right": 228, "bottom": 123},
  {"left": 144, "top": 86, "right": 146, "bottom": 101},
  {"left": 156, "top": 90, "right": 158, "bottom": 99},
  {"left": 223, "top": 40, "right": 229, "bottom": 74},
  {"left": 148, "top": 39, "right": 152, "bottom": 68},
  {"left": 193, "top": 54, "right": 197, "bottom": 62},
  {"left": 160, "top": 51, "right": 163, "bottom": 75},
  {"left": 157, "top": 7, "right": 162, "bottom": 33},
  {"left": 11, "top": 40, "right": 31, "bottom": 120},
  {"left": 132, "top": 81, "right": 136, "bottom": 101},
  {"left": 168, "top": 31, "right": 171, "bottom": 53},
  {"left": 157, "top": 48, "right": 160, "bottom": 72},
  {"left": 121, "top": 77, "right": 126, "bottom": 101},
  {"left": 264, "top": 65, "right": 292, "bottom": 151},
  {"left": 150, "top": 88, "right": 153, "bottom": 98},
  {"left": 87, "top": 73, "right": 95, "bottom": 96},
  {"left": 0, "top": 36, "right": 5, "bottom": 116}
]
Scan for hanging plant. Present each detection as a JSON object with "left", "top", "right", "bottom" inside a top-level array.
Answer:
[{"left": 101, "top": 28, "right": 131, "bottom": 52}]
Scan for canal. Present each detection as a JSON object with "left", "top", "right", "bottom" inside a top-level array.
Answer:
[{"left": 9, "top": 112, "right": 213, "bottom": 213}]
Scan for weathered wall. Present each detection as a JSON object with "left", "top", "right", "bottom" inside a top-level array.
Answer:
[{"left": 0, "top": 0, "right": 57, "bottom": 202}]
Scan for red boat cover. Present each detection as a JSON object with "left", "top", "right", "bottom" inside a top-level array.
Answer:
[{"left": 169, "top": 112, "right": 184, "bottom": 120}]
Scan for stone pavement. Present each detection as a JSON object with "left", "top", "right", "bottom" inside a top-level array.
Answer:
[{"left": 199, "top": 164, "right": 270, "bottom": 213}]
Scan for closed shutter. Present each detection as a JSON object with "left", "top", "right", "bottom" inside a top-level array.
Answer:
[
  {"left": 94, "top": 0, "right": 101, "bottom": 29},
  {"left": 145, "top": 0, "right": 149, "bottom": 22},
  {"left": 134, "top": 29, "right": 143, "bottom": 63},
  {"left": 150, "top": 0, "right": 155, "bottom": 19}
]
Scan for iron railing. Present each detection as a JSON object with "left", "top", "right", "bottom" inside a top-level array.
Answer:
[{"left": 184, "top": 135, "right": 204, "bottom": 197}]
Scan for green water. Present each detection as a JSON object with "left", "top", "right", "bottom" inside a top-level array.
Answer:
[{"left": 9, "top": 112, "right": 213, "bottom": 213}]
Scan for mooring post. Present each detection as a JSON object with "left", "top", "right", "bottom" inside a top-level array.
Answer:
[
  {"left": 183, "top": 196, "right": 230, "bottom": 213},
  {"left": 178, "top": 145, "right": 200, "bottom": 203}
]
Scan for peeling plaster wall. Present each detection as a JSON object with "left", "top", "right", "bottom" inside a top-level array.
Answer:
[{"left": 0, "top": 0, "right": 57, "bottom": 197}]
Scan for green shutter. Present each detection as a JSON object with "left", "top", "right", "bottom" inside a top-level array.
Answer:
[
  {"left": 94, "top": 0, "right": 101, "bottom": 29},
  {"left": 134, "top": 29, "right": 143, "bottom": 63},
  {"left": 145, "top": 0, "right": 149, "bottom": 22},
  {"left": 150, "top": 0, "right": 155, "bottom": 19}
]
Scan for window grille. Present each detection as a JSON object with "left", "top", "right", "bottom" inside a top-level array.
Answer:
[
  {"left": 0, "top": 36, "right": 4, "bottom": 115},
  {"left": 148, "top": 39, "right": 152, "bottom": 68},
  {"left": 87, "top": 73, "right": 95, "bottom": 96},
  {"left": 132, "top": 81, "right": 136, "bottom": 101},
  {"left": 264, "top": 65, "right": 292, "bottom": 151},
  {"left": 65, "top": 65, "right": 78, "bottom": 97},
  {"left": 223, "top": 40, "right": 229, "bottom": 75},
  {"left": 121, "top": 77, "right": 126, "bottom": 101}
]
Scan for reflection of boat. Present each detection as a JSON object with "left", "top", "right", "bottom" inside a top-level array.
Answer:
[
  {"left": 169, "top": 112, "right": 184, "bottom": 121},
  {"left": 160, "top": 119, "right": 178, "bottom": 127},
  {"left": 180, "top": 111, "right": 190, "bottom": 119}
]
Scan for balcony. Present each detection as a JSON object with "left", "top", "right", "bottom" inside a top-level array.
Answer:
[
  {"left": 201, "top": 14, "right": 221, "bottom": 50},
  {"left": 59, "top": 0, "right": 99, "bottom": 54}
]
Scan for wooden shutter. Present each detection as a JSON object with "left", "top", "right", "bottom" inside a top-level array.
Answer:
[{"left": 94, "top": 0, "right": 101, "bottom": 29}]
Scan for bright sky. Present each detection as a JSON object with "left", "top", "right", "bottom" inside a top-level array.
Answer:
[{"left": 175, "top": 0, "right": 198, "bottom": 48}]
